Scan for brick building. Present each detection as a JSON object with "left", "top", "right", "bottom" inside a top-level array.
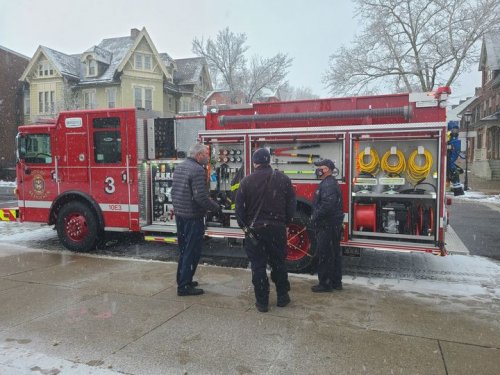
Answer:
[
  {"left": 0, "top": 46, "right": 30, "bottom": 179},
  {"left": 461, "top": 30, "right": 500, "bottom": 180}
]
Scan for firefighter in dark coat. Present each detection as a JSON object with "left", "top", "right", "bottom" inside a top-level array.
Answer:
[
  {"left": 310, "top": 159, "right": 344, "bottom": 292},
  {"left": 171, "top": 143, "right": 221, "bottom": 296},
  {"left": 235, "top": 148, "right": 296, "bottom": 312}
]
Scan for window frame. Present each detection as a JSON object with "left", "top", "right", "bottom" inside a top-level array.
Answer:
[
  {"left": 107, "top": 88, "right": 117, "bottom": 108},
  {"left": 83, "top": 89, "right": 96, "bottom": 109},
  {"left": 133, "top": 85, "right": 153, "bottom": 110},
  {"left": 38, "top": 90, "right": 55, "bottom": 114}
]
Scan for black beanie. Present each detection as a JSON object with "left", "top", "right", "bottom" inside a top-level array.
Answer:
[{"left": 252, "top": 148, "right": 271, "bottom": 165}]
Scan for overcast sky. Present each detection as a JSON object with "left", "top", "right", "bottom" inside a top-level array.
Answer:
[{"left": 0, "top": 0, "right": 480, "bottom": 103}]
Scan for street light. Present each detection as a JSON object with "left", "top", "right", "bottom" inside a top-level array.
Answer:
[{"left": 463, "top": 110, "right": 472, "bottom": 191}]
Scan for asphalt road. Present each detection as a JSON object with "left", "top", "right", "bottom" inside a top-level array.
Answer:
[
  {"left": 448, "top": 198, "right": 500, "bottom": 260},
  {"left": 1, "top": 189, "right": 500, "bottom": 264}
]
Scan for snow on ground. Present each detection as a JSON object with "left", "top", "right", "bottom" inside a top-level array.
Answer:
[
  {"left": 452, "top": 190, "right": 500, "bottom": 205},
  {"left": 0, "top": 180, "right": 16, "bottom": 187}
]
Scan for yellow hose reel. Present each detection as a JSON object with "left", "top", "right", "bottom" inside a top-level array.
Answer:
[
  {"left": 407, "top": 148, "right": 433, "bottom": 183},
  {"left": 357, "top": 148, "right": 379, "bottom": 175},
  {"left": 381, "top": 149, "right": 406, "bottom": 176}
]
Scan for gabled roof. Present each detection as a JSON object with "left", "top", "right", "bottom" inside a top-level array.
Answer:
[
  {"left": 42, "top": 46, "right": 81, "bottom": 79},
  {"left": 174, "top": 57, "right": 206, "bottom": 85},
  {"left": 479, "top": 29, "right": 500, "bottom": 71},
  {"left": 20, "top": 45, "right": 80, "bottom": 81},
  {"left": 115, "top": 27, "right": 169, "bottom": 80}
]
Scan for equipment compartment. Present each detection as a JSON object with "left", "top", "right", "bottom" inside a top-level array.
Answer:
[{"left": 349, "top": 131, "right": 441, "bottom": 243}]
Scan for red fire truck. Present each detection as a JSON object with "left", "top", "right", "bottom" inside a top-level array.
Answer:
[{"left": 4, "top": 88, "right": 451, "bottom": 271}]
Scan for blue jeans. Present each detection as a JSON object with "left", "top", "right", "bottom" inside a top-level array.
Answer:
[{"left": 176, "top": 216, "right": 204, "bottom": 290}]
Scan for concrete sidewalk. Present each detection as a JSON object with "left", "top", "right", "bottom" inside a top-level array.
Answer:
[{"left": 0, "top": 244, "right": 499, "bottom": 375}]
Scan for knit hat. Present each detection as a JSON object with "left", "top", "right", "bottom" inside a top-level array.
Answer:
[{"left": 252, "top": 148, "right": 271, "bottom": 165}]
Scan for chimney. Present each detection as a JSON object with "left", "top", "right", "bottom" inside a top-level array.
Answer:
[{"left": 131, "top": 28, "right": 140, "bottom": 38}]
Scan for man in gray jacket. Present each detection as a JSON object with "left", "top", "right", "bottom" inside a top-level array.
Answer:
[{"left": 172, "top": 143, "right": 220, "bottom": 296}]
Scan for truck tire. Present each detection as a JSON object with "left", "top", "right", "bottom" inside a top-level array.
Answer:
[
  {"left": 286, "top": 210, "right": 317, "bottom": 272},
  {"left": 56, "top": 201, "right": 99, "bottom": 252}
]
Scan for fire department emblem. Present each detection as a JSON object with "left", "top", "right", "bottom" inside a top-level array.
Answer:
[{"left": 29, "top": 172, "right": 49, "bottom": 199}]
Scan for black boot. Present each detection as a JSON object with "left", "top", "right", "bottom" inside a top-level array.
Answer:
[{"left": 277, "top": 293, "right": 291, "bottom": 307}]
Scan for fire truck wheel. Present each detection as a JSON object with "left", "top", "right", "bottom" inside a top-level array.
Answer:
[
  {"left": 286, "top": 210, "right": 317, "bottom": 272},
  {"left": 56, "top": 201, "right": 99, "bottom": 252}
]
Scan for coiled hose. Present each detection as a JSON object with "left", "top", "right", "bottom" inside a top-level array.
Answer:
[
  {"left": 357, "top": 148, "right": 380, "bottom": 176},
  {"left": 407, "top": 148, "right": 433, "bottom": 183},
  {"left": 381, "top": 149, "right": 406, "bottom": 176}
]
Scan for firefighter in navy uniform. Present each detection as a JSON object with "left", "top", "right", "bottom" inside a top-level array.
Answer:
[
  {"left": 235, "top": 148, "right": 296, "bottom": 312},
  {"left": 310, "top": 159, "right": 344, "bottom": 293}
]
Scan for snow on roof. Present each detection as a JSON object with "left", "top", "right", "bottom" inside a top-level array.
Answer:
[
  {"left": 41, "top": 46, "right": 80, "bottom": 79},
  {"left": 174, "top": 57, "right": 205, "bottom": 85},
  {"left": 82, "top": 45, "right": 113, "bottom": 64},
  {"left": 79, "top": 36, "right": 135, "bottom": 85}
]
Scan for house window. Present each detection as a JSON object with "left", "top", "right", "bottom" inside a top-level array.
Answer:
[
  {"left": 477, "top": 131, "right": 483, "bottom": 149},
  {"left": 134, "top": 53, "right": 152, "bottom": 71},
  {"left": 144, "top": 55, "right": 152, "bottom": 70},
  {"left": 107, "top": 88, "right": 116, "bottom": 108},
  {"left": 145, "top": 88, "right": 152, "bottom": 110},
  {"left": 134, "top": 54, "right": 143, "bottom": 70},
  {"left": 134, "top": 86, "right": 153, "bottom": 110},
  {"left": 83, "top": 90, "right": 96, "bottom": 109},
  {"left": 168, "top": 96, "right": 175, "bottom": 111},
  {"left": 23, "top": 91, "right": 30, "bottom": 116},
  {"left": 180, "top": 97, "right": 190, "bottom": 112},
  {"left": 88, "top": 59, "right": 97, "bottom": 76},
  {"left": 38, "top": 91, "right": 55, "bottom": 114},
  {"left": 38, "top": 62, "right": 54, "bottom": 77}
]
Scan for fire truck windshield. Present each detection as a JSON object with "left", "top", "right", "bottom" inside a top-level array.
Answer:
[{"left": 16, "top": 133, "right": 52, "bottom": 165}]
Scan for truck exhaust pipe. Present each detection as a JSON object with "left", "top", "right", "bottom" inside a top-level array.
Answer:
[{"left": 218, "top": 106, "right": 412, "bottom": 126}]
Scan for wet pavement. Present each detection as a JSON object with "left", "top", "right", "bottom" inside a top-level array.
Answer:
[{"left": 0, "top": 243, "right": 499, "bottom": 374}]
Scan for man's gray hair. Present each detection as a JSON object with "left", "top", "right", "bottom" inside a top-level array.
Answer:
[{"left": 188, "top": 142, "right": 207, "bottom": 158}]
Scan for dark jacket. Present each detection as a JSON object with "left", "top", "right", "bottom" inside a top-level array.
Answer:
[
  {"left": 171, "top": 157, "right": 220, "bottom": 219},
  {"left": 235, "top": 165, "right": 296, "bottom": 228},
  {"left": 311, "top": 175, "right": 344, "bottom": 227}
]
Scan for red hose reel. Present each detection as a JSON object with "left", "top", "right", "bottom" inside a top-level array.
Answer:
[{"left": 354, "top": 203, "right": 377, "bottom": 232}]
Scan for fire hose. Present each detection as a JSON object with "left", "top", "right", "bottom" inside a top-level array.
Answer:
[
  {"left": 407, "top": 148, "right": 433, "bottom": 184},
  {"left": 357, "top": 148, "right": 380, "bottom": 175},
  {"left": 381, "top": 149, "right": 406, "bottom": 176}
]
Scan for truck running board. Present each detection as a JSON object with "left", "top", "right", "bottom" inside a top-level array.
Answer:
[{"left": 144, "top": 235, "right": 178, "bottom": 244}]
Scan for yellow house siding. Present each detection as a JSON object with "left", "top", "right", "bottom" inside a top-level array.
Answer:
[
  {"left": 29, "top": 77, "right": 64, "bottom": 121},
  {"left": 121, "top": 74, "right": 164, "bottom": 115}
]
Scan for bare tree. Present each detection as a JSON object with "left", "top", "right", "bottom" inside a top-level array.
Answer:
[
  {"left": 193, "top": 27, "right": 293, "bottom": 103},
  {"left": 323, "top": 0, "right": 500, "bottom": 95},
  {"left": 277, "top": 82, "right": 319, "bottom": 101}
]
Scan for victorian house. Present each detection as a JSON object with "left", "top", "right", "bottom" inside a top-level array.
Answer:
[{"left": 19, "top": 28, "right": 213, "bottom": 123}]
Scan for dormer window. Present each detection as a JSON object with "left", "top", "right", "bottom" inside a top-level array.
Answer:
[
  {"left": 134, "top": 53, "right": 152, "bottom": 71},
  {"left": 85, "top": 56, "right": 98, "bottom": 77},
  {"left": 89, "top": 60, "right": 97, "bottom": 76}
]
